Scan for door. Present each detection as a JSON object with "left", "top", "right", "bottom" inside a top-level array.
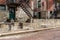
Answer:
[
  {"left": 38, "top": 12, "right": 41, "bottom": 19},
  {"left": 9, "top": 7, "right": 15, "bottom": 20}
]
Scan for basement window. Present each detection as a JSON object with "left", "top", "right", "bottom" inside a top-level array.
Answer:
[{"left": 0, "top": 5, "right": 6, "bottom": 11}]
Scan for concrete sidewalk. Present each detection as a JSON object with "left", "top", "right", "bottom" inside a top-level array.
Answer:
[
  {"left": 0, "top": 19, "right": 60, "bottom": 37},
  {"left": 0, "top": 26, "right": 59, "bottom": 37}
]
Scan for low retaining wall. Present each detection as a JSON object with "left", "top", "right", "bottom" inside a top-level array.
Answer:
[
  {"left": 0, "top": 19, "right": 60, "bottom": 33},
  {"left": 34, "top": 19, "right": 60, "bottom": 25},
  {"left": 33, "top": 19, "right": 60, "bottom": 28}
]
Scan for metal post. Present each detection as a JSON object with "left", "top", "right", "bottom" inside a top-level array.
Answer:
[
  {"left": 46, "top": 0, "right": 49, "bottom": 27},
  {"left": 46, "top": 0, "right": 48, "bottom": 19},
  {"left": 54, "top": 0, "right": 57, "bottom": 18},
  {"left": 8, "top": 23, "right": 11, "bottom": 31}
]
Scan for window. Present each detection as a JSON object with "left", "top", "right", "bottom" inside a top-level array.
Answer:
[
  {"left": 38, "top": 0, "right": 41, "bottom": 8},
  {"left": 0, "top": 5, "right": 6, "bottom": 11},
  {"left": 13, "top": 0, "right": 16, "bottom": 3},
  {"left": 8, "top": 0, "right": 16, "bottom": 3}
]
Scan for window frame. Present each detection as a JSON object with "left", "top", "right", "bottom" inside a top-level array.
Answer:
[
  {"left": 38, "top": 0, "right": 41, "bottom": 8},
  {"left": 0, "top": 5, "right": 6, "bottom": 11}
]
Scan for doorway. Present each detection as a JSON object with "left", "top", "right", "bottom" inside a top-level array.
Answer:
[
  {"left": 38, "top": 12, "right": 41, "bottom": 19},
  {"left": 9, "top": 7, "right": 15, "bottom": 20}
]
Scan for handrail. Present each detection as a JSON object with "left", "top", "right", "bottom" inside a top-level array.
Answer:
[
  {"left": 20, "top": 3, "right": 33, "bottom": 18},
  {"left": 24, "top": 2, "right": 33, "bottom": 11},
  {"left": 19, "top": 0, "right": 33, "bottom": 11},
  {"left": 22, "top": 3, "right": 33, "bottom": 16}
]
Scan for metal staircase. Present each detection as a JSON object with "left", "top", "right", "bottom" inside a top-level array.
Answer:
[
  {"left": 19, "top": 1, "right": 33, "bottom": 19},
  {"left": 7, "top": 0, "right": 33, "bottom": 21}
]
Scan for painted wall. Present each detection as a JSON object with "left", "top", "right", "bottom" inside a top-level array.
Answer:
[
  {"left": 47, "top": 0, "right": 55, "bottom": 18},
  {"left": 29, "top": 0, "right": 34, "bottom": 10},
  {"left": 33, "top": 0, "right": 55, "bottom": 18},
  {"left": 41, "top": 0, "right": 46, "bottom": 11},
  {"left": 47, "top": 0, "right": 55, "bottom": 11},
  {"left": 38, "top": 0, "right": 55, "bottom": 11}
]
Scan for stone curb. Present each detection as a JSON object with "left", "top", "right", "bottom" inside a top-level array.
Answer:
[{"left": 0, "top": 27, "right": 59, "bottom": 37}]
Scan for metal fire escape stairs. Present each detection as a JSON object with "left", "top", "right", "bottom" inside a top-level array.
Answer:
[
  {"left": 7, "top": 0, "right": 33, "bottom": 22},
  {"left": 20, "top": 3, "right": 33, "bottom": 19},
  {"left": 19, "top": 1, "right": 33, "bottom": 20}
]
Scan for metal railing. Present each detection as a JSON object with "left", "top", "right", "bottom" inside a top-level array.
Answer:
[
  {"left": 20, "top": 1, "right": 33, "bottom": 19},
  {"left": 7, "top": 0, "right": 20, "bottom": 4}
]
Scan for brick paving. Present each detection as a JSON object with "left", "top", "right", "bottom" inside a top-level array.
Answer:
[{"left": 0, "top": 28, "right": 60, "bottom": 40}]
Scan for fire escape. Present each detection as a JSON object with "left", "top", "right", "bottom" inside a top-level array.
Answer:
[{"left": 7, "top": 0, "right": 33, "bottom": 21}]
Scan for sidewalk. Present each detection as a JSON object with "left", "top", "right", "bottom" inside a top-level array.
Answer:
[
  {"left": 0, "top": 19, "right": 60, "bottom": 37},
  {"left": 0, "top": 25, "right": 60, "bottom": 37}
]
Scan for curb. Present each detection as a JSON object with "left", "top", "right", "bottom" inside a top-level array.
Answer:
[{"left": 0, "top": 27, "right": 59, "bottom": 37}]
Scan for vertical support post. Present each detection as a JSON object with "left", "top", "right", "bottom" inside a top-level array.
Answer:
[
  {"left": 46, "top": 0, "right": 48, "bottom": 19},
  {"left": 54, "top": 0, "right": 57, "bottom": 18}
]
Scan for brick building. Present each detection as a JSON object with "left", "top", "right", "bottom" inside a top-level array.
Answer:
[
  {"left": 0, "top": 0, "right": 34, "bottom": 22},
  {"left": 0, "top": 0, "right": 58, "bottom": 22},
  {"left": 33, "top": 0, "right": 55, "bottom": 19},
  {"left": 0, "top": 0, "right": 59, "bottom": 32}
]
